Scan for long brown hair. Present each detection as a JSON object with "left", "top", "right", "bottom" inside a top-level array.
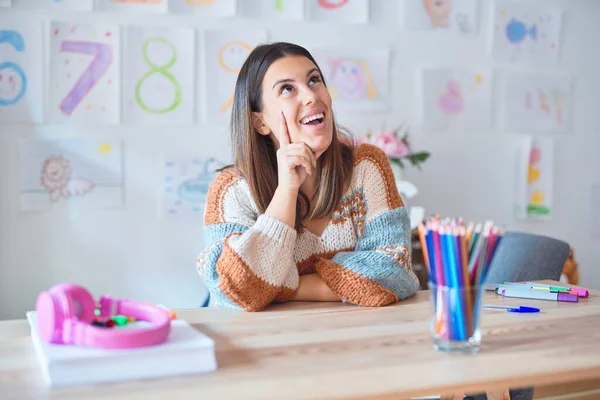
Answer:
[{"left": 227, "top": 42, "right": 355, "bottom": 231}]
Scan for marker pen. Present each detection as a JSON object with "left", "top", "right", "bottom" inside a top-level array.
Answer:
[
  {"left": 524, "top": 282, "right": 589, "bottom": 298},
  {"left": 496, "top": 287, "right": 578, "bottom": 303}
]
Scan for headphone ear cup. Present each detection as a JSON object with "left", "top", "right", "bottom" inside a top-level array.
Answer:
[
  {"left": 56, "top": 283, "right": 96, "bottom": 324},
  {"left": 35, "top": 284, "right": 97, "bottom": 345},
  {"left": 35, "top": 289, "right": 64, "bottom": 344}
]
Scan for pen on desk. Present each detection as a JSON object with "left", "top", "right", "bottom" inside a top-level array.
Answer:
[
  {"left": 523, "top": 282, "right": 589, "bottom": 298},
  {"left": 483, "top": 304, "right": 540, "bottom": 313},
  {"left": 495, "top": 287, "right": 579, "bottom": 303}
]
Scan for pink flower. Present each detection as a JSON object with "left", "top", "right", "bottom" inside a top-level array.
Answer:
[{"left": 373, "top": 131, "right": 411, "bottom": 158}]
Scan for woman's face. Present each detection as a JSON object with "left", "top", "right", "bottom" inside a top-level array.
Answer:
[{"left": 254, "top": 55, "right": 333, "bottom": 160}]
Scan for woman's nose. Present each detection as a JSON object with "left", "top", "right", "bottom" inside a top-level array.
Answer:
[{"left": 301, "top": 87, "right": 319, "bottom": 105}]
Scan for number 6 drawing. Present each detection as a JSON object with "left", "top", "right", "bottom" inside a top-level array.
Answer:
[
  {"left": 0, "top": 30, "right": 27, "bottom": 107},
  {"left": 59, "top": 41, "right": 112, "bottom": 116}
]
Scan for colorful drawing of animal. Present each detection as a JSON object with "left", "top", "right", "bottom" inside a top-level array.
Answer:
[
  {"left": 505, "top": 18, "right": 537, "bottom": 43},
  {"left": 325, "top": 58, "right": 378, "bottom": 101},
  {"left": 40, "top": 156, "right": 94, "bottom": 202},
  {"left": 423, "top": 0, "right": 452, "bottom": 28}
]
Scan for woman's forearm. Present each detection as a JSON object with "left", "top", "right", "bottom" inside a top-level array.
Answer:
[
  {"left": 265, "top": 187, "right": 298, "bottom": 228},
  {"left": 290, "top": 274, "right": 341, "bottom": 302}
]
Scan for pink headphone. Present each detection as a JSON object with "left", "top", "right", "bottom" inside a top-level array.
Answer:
[{"left": 35, "top": 283, "right": 171, "bottom": 350}]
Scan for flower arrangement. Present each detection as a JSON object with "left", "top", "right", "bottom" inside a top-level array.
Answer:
[{"left": 357, "top": 123, "right": 430, "bottom": 170}]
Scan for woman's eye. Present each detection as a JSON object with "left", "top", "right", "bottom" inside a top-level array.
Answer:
[
  {"left": 309, "top": 76, "right": 322, "bottom": 85},
  {"left": 280, "top": 85, "right": 293, "bottom": 94}
]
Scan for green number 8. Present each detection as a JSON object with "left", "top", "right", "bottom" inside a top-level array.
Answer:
[{"left": 135, "top": 37, "right": 182, "bottom": 114}]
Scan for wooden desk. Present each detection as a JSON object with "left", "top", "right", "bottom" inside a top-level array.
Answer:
[{"left": 1, "top": 280, "right": 600, "bottom": 400}]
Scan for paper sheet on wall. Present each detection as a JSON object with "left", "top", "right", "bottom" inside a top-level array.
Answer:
[
  {"left": 203, "top": 29, "right": 268, "bottom": 126},
  {"left": 308, "top": 0, "right": 369, "bottom": 24},
  {"left": 403, "top": 0, "right": 479, "bottom": 34},
  {"left": 96, "top": 0, "right": 166, "bottom": 13},
  {"left": 161, "top": 155, "right": 225, "bottom": 219},
  {"left": 418, "top": 67, "right": 492, "bottom": 131},
  {"left": 311, "top": 48, "right": 390, "bottom": 112},
  {"left": 503, "top": 71, "right": 572, "bottom": 133},
  {"left": 591, "top": 183, "right": 600, "bottom": 239},
  {"left": 48, "top": 22, "right": 121, "bottom": 124},
  {"left": 249, "top": 0, "right": 305, "bottom": 21},
  {"left": 125, "top": 26, "right": 195, "bottom": 124},
  {"left": 11, "top": 0, "right": 94, "bottom": 11},
  {"left": 0, "top": 19, "right": 44, "bottom": 123},
  {"left": 492, "top": 2, "right": 562, "bottom": 65},
  {"left": 514, "top": 136, "right": 553, "bottom": 221},
  {"left": 168, "top": 0, "right": 236, "bottom": 17},
  {"left": 19, "top": 138, "right": 123, "bottom": 212}
]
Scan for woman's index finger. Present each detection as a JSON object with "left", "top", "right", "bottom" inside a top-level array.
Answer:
[{"left": 279, "top": 111, "right": 291, "bottom": 146}]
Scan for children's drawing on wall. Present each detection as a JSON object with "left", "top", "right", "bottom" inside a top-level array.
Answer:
[
  {"left": 308, "top": 0, "right": 369, "bottom": 24},
  {"left": 312, "top": 48, "right": 390, "bottom": 112},
  {"left": 514, "top": 136, "right": 553, "bottom": 221},
  {"left": 418, "top": 67, "right": 492, "bottom": 131},
  {"left": 404, "top": 0, "right": 479, "bottom": 34},
  {"left": 0, "top": 21, "right": 43, "bottom": 123},
  {"left": 204, "top": 30, "right": 268, "bottom": 125},
  {"left": 125, "top": 26, "right": 194, "bottom": 124},
  {"left": 248, "top": 0, "right": 304, "bottom": 20},
  {"left": 19, "top": 138, "right": 123, "bottom": 212},
  {"left": 161, "top": 155, "right": 225, "bottom": 219},
  {"left": 503, "top": 72, "right": 572, "bottom": 133},
  {"left": 169, "top": 0, "right": 236, "bottom": 17},
  {"left": 11, "top": 0, "right": 94, "bottom": 11},
  {"left": 492, "top": 2, "right": 562, "bottom": 65},
  {"left": 96, "top": 0, "right": 166, "bottom": 13},
  {"left": 49, "top": 22, "right": 120, "bottom": 124}
]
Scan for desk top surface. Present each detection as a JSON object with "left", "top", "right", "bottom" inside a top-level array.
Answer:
[{"left": 1, "top": 280, "right": 600, "bottom": 400}]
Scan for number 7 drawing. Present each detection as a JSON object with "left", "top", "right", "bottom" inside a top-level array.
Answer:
[{"left": 59, "top": 41, "right": 112, "bottom": 116}]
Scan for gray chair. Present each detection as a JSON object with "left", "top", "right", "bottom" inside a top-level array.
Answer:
[{"left": 485, "top": 231, "right": 571, "bottom": 285}]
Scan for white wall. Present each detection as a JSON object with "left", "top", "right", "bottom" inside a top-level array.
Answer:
[{"left": 1, "top": 0, "right": 598, "bottom": 320}]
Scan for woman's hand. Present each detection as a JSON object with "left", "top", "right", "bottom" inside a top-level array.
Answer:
[
  {"left": 289, "top": 274, "right": 341, "bottom": 302},
  {"left": 276, "top": 112, "right": 316, "bottom": 193}
]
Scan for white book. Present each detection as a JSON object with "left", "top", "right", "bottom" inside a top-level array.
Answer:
[{"left": 26, "top": 311, "right": 217, "bottom": 387}]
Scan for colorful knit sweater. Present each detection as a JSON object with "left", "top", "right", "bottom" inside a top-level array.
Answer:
[{"left": 196, "top": 144, "right": 419, "bottom": 311}]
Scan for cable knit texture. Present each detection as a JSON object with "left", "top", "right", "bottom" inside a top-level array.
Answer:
[{"left": 196, "top": 144, "right": 420, "bottom": 311}]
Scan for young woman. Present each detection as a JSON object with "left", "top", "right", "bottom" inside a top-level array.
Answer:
[{"left": 196, "top": 42, "right": 419, "bottom": 311}]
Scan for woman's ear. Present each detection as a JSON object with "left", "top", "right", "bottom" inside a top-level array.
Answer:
[{"left": 252, "top": 113, "right": 271, "bottom": 136}]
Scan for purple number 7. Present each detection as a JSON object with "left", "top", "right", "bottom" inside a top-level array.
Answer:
[{"left": 59, "top": 41, "right": 112, "bottom": 116}]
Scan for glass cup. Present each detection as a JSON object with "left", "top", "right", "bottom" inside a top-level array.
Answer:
[{"left": 428, "top": 283, "right": 484, "bottom": 354}]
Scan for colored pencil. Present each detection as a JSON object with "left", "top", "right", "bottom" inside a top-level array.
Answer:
[{"left": 419, "top": 217, "right": 504, "bottom": 342}]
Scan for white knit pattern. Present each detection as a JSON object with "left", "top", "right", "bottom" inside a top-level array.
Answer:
[
  {"left": 294, "top": 232, "right": 325, "bottom": 264},
  {"left": 321, "top": 217, "right": 358, "bottom": 252},
  {"left": 228, "top": 214, "right": 297, "bottom": 287},
  {"left": 354, "top": 159, "right": 393, "bottom": 222}
]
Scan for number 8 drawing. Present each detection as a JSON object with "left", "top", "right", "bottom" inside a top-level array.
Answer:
[
  {"left": 135, "top": 37, "right": 182, "bottom": 114},
  {"left": 0, "top": 30, "right": 27, "bottom": 107}
]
